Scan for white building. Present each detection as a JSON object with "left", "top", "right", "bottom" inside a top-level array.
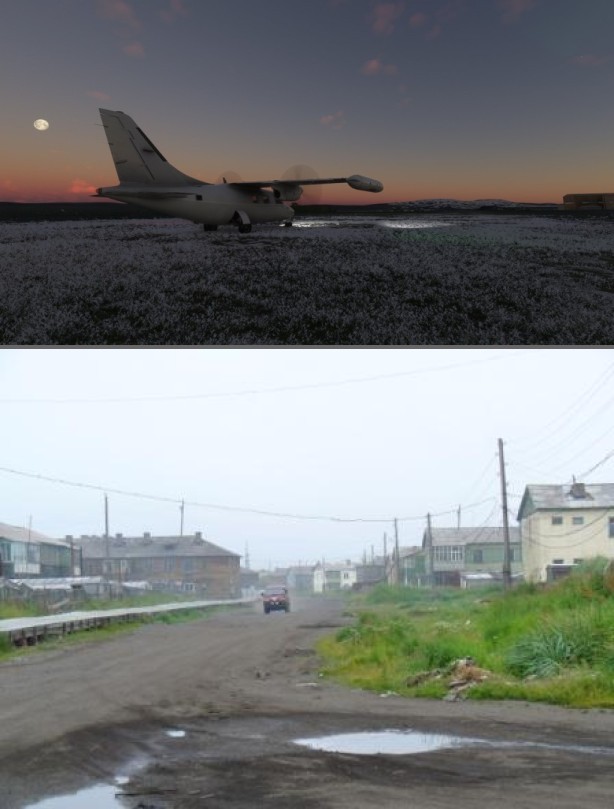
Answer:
[
  {"left": 517, "top": 482, "right": 614, "bottom": 582},
  {"left": 313, "top": 561, "right": 357, "bottom": 593}
]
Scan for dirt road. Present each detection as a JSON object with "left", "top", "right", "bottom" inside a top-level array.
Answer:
[{"left": 2, "top": 597, "right": 614, "bottom": 808}]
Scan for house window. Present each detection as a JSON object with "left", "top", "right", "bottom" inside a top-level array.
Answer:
[
  {"left": 572, "top": 516, "right": 584, "bottom": 525},
  {"left": 553, "top": 559, "right": 564, "bottom": 565},
  {"left": 509, "top": 548, "right": 516, "bottom": 562},
  {"left": 434, "top": 546, "right": 464, "bottom": 562},
  {"left": 472, "top": 550, "right": 483, "bottom": 564},
  {"left": 551, "top": 516, "right": 563, "bottom": 526},
  {"left": 609, "top": 517, "right": 614, "bottom": 538}
]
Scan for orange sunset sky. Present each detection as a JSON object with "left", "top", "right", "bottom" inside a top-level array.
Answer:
[{"left": 2, "top": 0, "right": 613, "bottom": 205}]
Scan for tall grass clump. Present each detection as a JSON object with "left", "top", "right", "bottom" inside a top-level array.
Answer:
[{"left": 319, "top": 563, "right": 614, "bottom": 706}]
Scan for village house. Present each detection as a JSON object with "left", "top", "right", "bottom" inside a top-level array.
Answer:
[
  {"left": 313, "top": 561, "right": 357, "bottom": 592},
  {"left": 421, "top": 526, "right": 522, "bottom": 586},
  {"left": 517, "top": 482, "right": 614, "bottom": 582},
  {"left": 73, "top": 531, "right": 241, "bottom": 598},
  {"left": 0, "top": 522, "right": 74, "bottom": 578}
]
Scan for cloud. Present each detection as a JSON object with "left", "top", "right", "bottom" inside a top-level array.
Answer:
[
  {"left": 86, "top": 90, "right": 112, "bottom": 101},
  {"left": 571, "top": 54, "right": 612, "bottom": 67},
  {"left": 361, "top": 58, "right": 398, "bottom": 75},
  {"left": 498, "top": 0, "right": 536, "bottom": 24},
  {"left": 408, "top": 12, "right": 427, "bottom": 28},
  {"left": 408, "top": 2, "right": 465, "bottom": 39},
  {"left": 160, "top": 0, "right": 188, "bottom": 23},
  {"left": 69, "top": 179, "right": 97, "bottom": 196},
  {"left": 371, "top": 2, "right": 405, "bottom": 34},
  {"left": 320, "top": 110, "right": 346, "bottom": 129},
  {"left": 97, "top": 0, "right": 140, "bottom": 30},
  {"left": 123, "top": 41, "right": 145, "bottom": 57}
]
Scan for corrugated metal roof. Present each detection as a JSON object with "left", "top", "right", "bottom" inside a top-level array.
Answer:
[
  {"left": 0, "top": 522, "right": 70, "bottom": 547},
  {"left": 518, "top": 483, "right": 614, "bottom": 520},
  {"left": 422, "top": 526, "right": 521, "bottom": 547},
  {"left": 75, "top": 534, "right": 239, "bottom": 559}
]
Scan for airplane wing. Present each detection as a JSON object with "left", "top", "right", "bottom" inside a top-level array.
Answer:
[{"left": 227, "top": 174, "right": 383, "bottom": 193}]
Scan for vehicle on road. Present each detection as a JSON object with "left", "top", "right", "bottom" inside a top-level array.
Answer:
[{"left": 262, "top": 586, "right": 290, "bottom": 614}]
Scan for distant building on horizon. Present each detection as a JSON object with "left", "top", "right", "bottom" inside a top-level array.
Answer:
[{"left": 562, "top": 193, "right": 614, "bottom": 210}]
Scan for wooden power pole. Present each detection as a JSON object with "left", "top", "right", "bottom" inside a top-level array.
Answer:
[{"left": 498, "top": 437, "right": 512, "bottom": 591}]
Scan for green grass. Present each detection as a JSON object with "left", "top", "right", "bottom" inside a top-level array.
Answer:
[{"left": 317, "top": 562, "right": 614, "bottom": 707}]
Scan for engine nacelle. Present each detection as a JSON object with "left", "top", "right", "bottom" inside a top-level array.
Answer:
[
  {"left": 272, "top": 183, "right": 303, "bottom": 202},
  {"left": 347, "top": 174, "right": 384, "bottom": 193}
]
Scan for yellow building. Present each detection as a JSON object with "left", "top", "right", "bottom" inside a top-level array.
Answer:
[{"left": 517, "top": 482, "right": 614, "bottom": 582}]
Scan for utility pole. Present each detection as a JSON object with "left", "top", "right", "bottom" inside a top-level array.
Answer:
[
  {"left": 426, "top": 512, "right": 434, "bottom": 587},
  {"left": 179, "top": 499, "right": 185, "bottom": 536},
  {"left": 394, "top": 517, "right": 400, "bottom": 586},
  {"left": 498, "top": 437, "right": 512, "bottom": 591},
  {"left": 104, "top": 493, "right": 110, "bottom": 579},
  {"left": 383, "top": 532, "right": 388, "bottom": 582},
  {"left": 244, "top": 541, "right": 250, "bottom": 570},
  {"left": 457, "top": 505, "right": 461, "bottom": 530}
]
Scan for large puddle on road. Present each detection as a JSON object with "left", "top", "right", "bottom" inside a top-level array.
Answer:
[
  {"left": 294, "top": 729, "right": 472, "bottom": 755},
  {"left": 294, "top": 729, "right": 614, "bottom": 757},
  {"left": 24, "top": 782, "right": 125, "bottom": 808}
]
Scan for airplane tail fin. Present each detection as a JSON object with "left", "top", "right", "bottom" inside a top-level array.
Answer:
[{"left": 99, "top": 109, "right": 204, "bottom": 186}]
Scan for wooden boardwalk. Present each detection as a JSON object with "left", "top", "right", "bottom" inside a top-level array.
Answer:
[{"left": 0, "top": 598, "right": 253, "bottom": 646}]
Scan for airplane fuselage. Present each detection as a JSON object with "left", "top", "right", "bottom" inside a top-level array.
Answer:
[{"left": 97, "top": 183, "right": 293, "bottom": 226}]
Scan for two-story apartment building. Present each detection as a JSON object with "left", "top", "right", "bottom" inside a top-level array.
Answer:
[
  {"left": 0, "top": 522, "right": 74, "bottom": 578},
  {"left": 517, "top": 482, "right": 614, "bottom": 582},
  {"left": 421, "top": 526, "right": 522, "bottom": 586},
  {"left": 313, "top": 561, "right": 357, "bottom": 592},
  {"left": 74, "top": 531, "right": 241, "bottom": 598}
]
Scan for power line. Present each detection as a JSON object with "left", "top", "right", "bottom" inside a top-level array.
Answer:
[
  {"left": 0, "top": 351, "right": 524, "bottom": 405},
  {"left": 0, "top": 464, "right": 494, "bottom": 526},
  {"left": 579, "top": 449, "right": 614, "bottom": 480},
  {"left": 508, "top": 361, "right": 614, "bottom": 450}
]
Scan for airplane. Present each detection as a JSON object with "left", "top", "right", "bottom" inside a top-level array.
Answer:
[{"left": 95, "top": 109, "right": 383, "bottom": 233}]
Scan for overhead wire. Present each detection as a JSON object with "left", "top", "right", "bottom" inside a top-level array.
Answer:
[
  {"left": 508, "top": 361, "right": 614, "bottom": 450},
  {"left": 0, "top": 464, "right": 495, "bottom": 526},
  {"left": 0, "top": 350, "right": 525, "bottom": 405}
]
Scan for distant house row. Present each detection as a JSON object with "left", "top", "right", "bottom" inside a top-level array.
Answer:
[
  {"left": 399, "top": 482, "right": 614, "bottom": 587},
  {"left": 0, "top": 525, "right": 241, "bottom": 599},
  {"left": 1, "top": 482, "right": 613, "bottom": 596}
]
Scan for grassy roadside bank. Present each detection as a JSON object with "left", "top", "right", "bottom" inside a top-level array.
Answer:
[{"left": 317, "top": 560, "right": 614, "bottom": 708}]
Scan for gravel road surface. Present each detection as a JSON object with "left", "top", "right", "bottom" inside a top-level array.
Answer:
[{"left": 1, "top": 597, "right": 614, "bottom": 808}]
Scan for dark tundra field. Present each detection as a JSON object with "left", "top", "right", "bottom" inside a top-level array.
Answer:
[{"left": 1, "top": 211, "right": 613, "bottom": 344}]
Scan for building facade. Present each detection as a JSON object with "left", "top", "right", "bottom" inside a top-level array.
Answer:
[
  {"left": 517, "top": 482, "right": 614, "bottom": 582},
  {"left": 421, "top": 526, "right": 522, "bottom": 586},
  {"left": 0, "top": 522, "right": 73, "bottom": 578},
  {"left": 74, "top": 531, "right": 241, "bottom": 598}
]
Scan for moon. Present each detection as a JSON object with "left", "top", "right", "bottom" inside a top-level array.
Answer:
[{"left": 33, "top": 119, "right": 49, "bottom": 131}]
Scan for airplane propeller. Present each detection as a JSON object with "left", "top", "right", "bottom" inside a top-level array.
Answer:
[{"left": 281, "top": 164, "right": 323, "bottom": 205}]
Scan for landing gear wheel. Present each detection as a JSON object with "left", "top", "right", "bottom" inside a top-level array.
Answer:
[
  {"left": 283, "top": 221, "right": 293, "bottom": 227},
  {"left": 233, "top": 210, "right": 252, "bottom": 234},
  {"left": 203, "top": 224, "right": 218, "bottom": 232}
]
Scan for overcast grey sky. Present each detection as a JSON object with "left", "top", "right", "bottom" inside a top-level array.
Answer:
[{"left": 1, "top": 348, "right": 612, "bottom": 569}]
